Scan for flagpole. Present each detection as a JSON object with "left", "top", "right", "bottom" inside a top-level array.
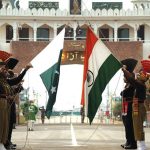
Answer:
[
  {"left": 106, "top": 84, "right": 109, "bottom": 121},
  {"left": 45, "top": 90, "right": 48, "bottom": 109}
]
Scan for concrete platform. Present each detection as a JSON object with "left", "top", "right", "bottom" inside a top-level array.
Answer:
[{"left": 12, "top": 123, "right": 150, "bottom": 150}]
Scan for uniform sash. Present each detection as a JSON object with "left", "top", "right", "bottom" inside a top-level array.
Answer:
[
  {"left": 122, "top": 98, "right": 128, "bottom": 116},
  {"left": 133, "top": 98, "right": 138, "bottom": 115}
]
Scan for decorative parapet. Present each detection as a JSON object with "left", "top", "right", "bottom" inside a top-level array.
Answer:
[{"left": 0, "top": 7, "right": 150, "bottom": 17}]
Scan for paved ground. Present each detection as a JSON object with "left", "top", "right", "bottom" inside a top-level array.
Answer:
[{"left": 11, "top": 123, "right": 150, "bottom": 150}]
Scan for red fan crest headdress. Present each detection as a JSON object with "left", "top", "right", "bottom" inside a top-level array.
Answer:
[
  {"left": 141, "top": 60, "right": 150, "bottom": 73},
  {"left": 0, "top": 50, "right": 12, "bottom": 61}
]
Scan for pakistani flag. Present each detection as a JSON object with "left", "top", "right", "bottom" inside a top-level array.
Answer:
[
  {"left": 31, "top": 28, "right": 65, "bottom": 118},
  {"left": 81, "top": 27, "right": 122, "bottom": 124}
]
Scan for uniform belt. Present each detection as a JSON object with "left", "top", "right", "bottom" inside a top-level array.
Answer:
[
  {"left": 133, "top": 98, "right": 144, "bottom": 103},
  {"left": 123, "top": 98, "right": 133, "bottom": 103},
  {"left": 138, "top": 101, "right": 144, "bottom": 103},
  {"left": 0, "top": 95, "right": 7, "bottom": 99}
]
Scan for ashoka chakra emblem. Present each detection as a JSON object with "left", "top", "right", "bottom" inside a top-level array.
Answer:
[{"left": 87, "top": 70, "right": 94, "bottom": 87}]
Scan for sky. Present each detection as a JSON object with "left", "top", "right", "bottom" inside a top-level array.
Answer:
[{"left": 21, "top": 0, "right": 127, "bottom": 111}]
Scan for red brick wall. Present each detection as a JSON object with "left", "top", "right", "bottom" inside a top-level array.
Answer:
[
  {"left": 10, "top": 40, "right": 142, "bottom": 73},
  {"left": 104, "top": 41, "right": 143, "bottom": 72}
]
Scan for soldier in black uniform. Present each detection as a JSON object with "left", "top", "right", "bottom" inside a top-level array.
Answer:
[
  {"left": 121, "top": 58, "right": 137, "bottom": 149},
  {"left": 122, "top": 61, "right": 149, "bottom": 150}
]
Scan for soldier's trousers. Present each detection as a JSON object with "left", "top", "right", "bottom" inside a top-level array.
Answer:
[
  {"left": 0, "top": 99, "right": 9, "bottom": 144},
  {"left": 132, "top": 103, "right": 146, "bottom": 141},
  {"left": 122, "top": 103, "right": 136, "bottom": 145}
]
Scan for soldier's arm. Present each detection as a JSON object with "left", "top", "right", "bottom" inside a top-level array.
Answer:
[{"left": 7, "top": 64, "right": 32, "bottom": 86}]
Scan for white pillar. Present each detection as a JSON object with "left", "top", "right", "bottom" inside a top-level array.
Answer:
[
  {"left": 109, "top": 28, "right": 114, "bottom": 42},
  {"left": 93, "top": 24, "right": 98, "bottom": 36},
  {"left": 33, "top": 22, "right": 37, "bottom": 41},
  {"left": 134, "top": 28, "right": 137, "bottom": 41},
  {"left": 134, "top": 24, "right": 139, "bottom": 41},
  {"left": 114, "top": 22, "right": 118, "bottom": 42},
  {"left": 33, "top": 28, "right": 37, "bottom": 41},
  {"left": 12, "top": 23, "right": 17, "bottom": 41},
  {"left": 54, "top": 27, "right": 57, "bottom": 38}
]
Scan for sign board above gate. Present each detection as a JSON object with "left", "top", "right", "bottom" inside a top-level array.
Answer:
[
  {"left": 29, "top": 1, "right": 59, "bottom": 10},
  {"left": 61, "top": 40, "right": 85, "bottom": 64},
  {"left": 61, "top": 51, "right": 84, "bottom": 65}
]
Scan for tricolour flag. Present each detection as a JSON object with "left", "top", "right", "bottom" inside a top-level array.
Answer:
[
  {"left": 81, "top": 27, "right": 122, "bottom": 124},
  {"left": 31, "top": 28, "right": 65, "bottom": 118}
]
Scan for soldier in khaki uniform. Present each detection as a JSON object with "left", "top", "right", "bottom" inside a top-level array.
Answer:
[
  {"left": 0, "top": 59, "right": 13, "bottom": 150},
  {"left": 4, "top": 59, "right": 32, "bottom": 150}
]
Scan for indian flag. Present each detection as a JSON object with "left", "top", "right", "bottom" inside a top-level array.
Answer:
[
  {"left": 81, "top": 27, "right": 122, "bottom": 124},
  {"left": 31, "top": 28, "right": 65, "bottom": 118}
]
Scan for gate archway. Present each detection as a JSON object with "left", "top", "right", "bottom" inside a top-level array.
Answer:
[{"left": 10, "top": 40, "right": 142, "bottom": 124}]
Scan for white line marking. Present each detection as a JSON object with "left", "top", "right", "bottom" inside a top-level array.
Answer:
[{"left": 70, "top": 123, "right": 78, "bottom": 146}]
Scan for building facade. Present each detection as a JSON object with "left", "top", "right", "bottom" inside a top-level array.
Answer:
[{"left": 0, "top": 0, "right": 149, "bottom": 71}]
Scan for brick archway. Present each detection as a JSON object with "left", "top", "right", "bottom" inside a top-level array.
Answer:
[{"left": 10, "top": 40, "right": 143, "bottom": 73}]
